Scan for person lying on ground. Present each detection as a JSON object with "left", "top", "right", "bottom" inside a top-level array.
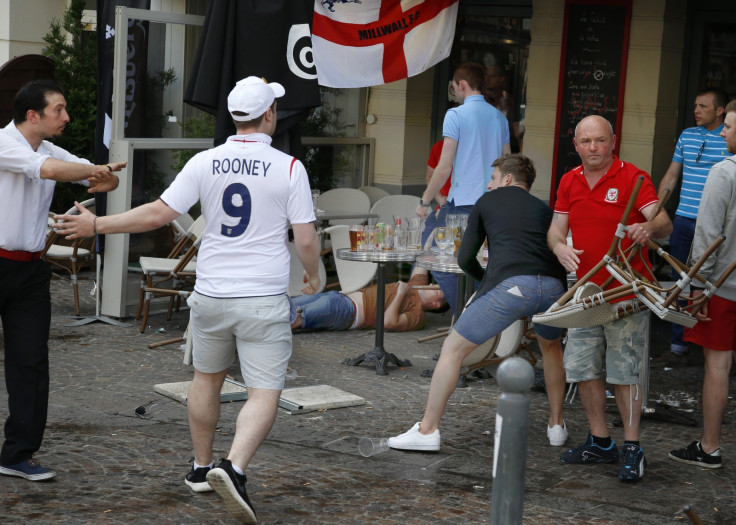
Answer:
[{"left": 291, "top": 266, "right": 446, "bottom": 333}]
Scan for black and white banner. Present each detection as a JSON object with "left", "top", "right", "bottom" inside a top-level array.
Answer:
[
  {"left": 95, "top": 0, "right": 151, "bottom": 165},
  {"left": 94, "top": 0, "right": 150, "bottom": 246},
  {"left": 184, "top": 0, "right": 321, "bottom": 149}
]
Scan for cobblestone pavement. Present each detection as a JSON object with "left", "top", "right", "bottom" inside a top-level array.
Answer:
[{"left": 1, "top": 278, "right": 735, "bottom": 524}]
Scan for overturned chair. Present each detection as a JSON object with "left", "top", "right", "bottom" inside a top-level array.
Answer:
[{"left": 533, "top": 176, "right": 736, "bottom": 329}]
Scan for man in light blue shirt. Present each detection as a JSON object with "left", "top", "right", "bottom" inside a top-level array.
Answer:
[
  {"left": 655, "top": 88, "right": 730, "bottom": 364},
  {"left": 417, "top": 62, "right": 510, "bottom": 315}
]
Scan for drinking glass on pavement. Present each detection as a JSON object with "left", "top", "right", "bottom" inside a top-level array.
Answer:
[{"left": 358, "top": 437, "right": 390, "bottom": 457}]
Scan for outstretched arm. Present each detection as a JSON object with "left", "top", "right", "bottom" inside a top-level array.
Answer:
[
  {"left": 53, "top": 198, "right": 179, "bottom": 239},
  {"left": 41, "top": 159, "right": 125, "bottom": 191}
]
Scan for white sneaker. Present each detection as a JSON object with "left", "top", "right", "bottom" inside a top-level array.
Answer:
[
  {"left": 388, "top": 422, "right": 440, "bottom": 451},
  {"left": 547, "top": 421, "right": 568, "bottom": 446}
]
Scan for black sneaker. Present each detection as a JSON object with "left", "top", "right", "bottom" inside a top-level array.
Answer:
[
  {"left": 619, "top": 444, "right": 647, "bottom": 481},
  {"left": 206, "top": 459, "right": 257, "bottom": 524},
  {"left": 560, "top": 433, "right": 619, "bottom": 464},
  {"left": 185, "top": 464, "right": 213, "bottom": 493},
  {"left": 669, "top": 441, "right": 722, "bottom": 469}
]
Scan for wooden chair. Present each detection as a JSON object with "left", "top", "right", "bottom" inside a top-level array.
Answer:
[
  {"left": 42, "top": 198, "right": 96, "bottom": 316},
  {"left": 137, "top": 238, "right": 200, "bottom": 333},
  {"left": 134, "top": 215, "right": 206, "bottom": 327},
  {"left": 533, "top": 178, "right": 736, "bottom": 329}
]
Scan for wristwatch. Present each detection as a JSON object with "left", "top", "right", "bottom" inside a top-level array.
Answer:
[{"left": 419, "top": 199, "right": 431, "bottom": 207}]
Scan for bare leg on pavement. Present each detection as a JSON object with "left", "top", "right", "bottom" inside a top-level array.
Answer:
[
  {"left": 701, "top": 348, "right": 733, "bottom": 453},
  {"left": 578, "top": 378, "right": 609, "bottom": 437},
  {"left": 188, "top": 369, "right": 228, "bottom": 466},
  {"left": 419, "top": 330, "right": 477, "bottom": 434},
  {"left": 227, "top": 388, "right": 281, "bottom": 471},
  {"left": 538, "top": 335, "right": 565, "bottom": 427}
]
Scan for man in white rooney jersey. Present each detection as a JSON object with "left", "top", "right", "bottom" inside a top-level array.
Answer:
[{"left": 54, "top": 76, "right": 321, "bottom": 524}]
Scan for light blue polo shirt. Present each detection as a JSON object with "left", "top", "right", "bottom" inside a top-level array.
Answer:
[
  {"left": 444, "top": 94, "right": 510, "bottom": 206},
  {"left": 673, "top": 124, "right": 728, "bottom": 219}
]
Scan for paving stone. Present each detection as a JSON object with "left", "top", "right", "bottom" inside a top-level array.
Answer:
[{"left": 0, "top": 278, "right": 734, "bottom": 523}]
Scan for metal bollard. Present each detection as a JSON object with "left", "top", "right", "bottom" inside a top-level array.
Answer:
[{"left": 490, "top": 357, "right": 535, "bottom": 525}]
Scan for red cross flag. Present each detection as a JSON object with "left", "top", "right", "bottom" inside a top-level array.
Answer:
[{"left": 312, "top": 0, "right": 459, "bottom": 88}]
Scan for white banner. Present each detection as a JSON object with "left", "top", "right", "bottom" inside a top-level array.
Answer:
[{"left": 312, "top": 0, "right": 458, "bottom": 88}]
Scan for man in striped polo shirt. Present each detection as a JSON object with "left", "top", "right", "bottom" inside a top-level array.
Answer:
[{"left": 655, "top": 88, "right": 730, "bottom": 365}]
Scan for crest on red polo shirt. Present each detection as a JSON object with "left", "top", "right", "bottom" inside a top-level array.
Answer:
[{"left": 605, "top": 188, "right": 619, "bottom": 203}]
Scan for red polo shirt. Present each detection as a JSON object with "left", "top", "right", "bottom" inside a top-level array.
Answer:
[{"left": 554, "top": 156, "right": 659, "bottom": 287}]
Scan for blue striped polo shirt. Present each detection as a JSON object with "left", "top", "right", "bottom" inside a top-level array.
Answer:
[{"left": 673, "top": 124, "right": 728, "bottom": 218}]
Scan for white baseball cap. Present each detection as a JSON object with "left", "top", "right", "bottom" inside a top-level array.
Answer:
[{"left": 227, "top": 76, "right": 285, "bottom": 122}]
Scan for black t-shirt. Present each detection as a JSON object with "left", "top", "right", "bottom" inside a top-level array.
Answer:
[{"left": 457, "top": 185, "right": 567, "bottom": 302}]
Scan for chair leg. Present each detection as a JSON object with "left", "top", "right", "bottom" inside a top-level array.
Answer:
[
  {"left": 135, "top": 273, "right": 148, "bottom": 319},
  {"left": 139, "top": 290, "right": 152, "bottom": 333},
  {"left": 166, "top": 294, "right": 175, "bottom": 321},
  {"left": 71, "top": 275, "right": 80, "bottom": 317}
]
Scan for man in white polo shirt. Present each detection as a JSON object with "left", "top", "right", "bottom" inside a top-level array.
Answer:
[{"left": 54, "top": 76, "right": 321, "bottom": 524}]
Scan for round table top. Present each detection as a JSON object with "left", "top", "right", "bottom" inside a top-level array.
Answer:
[
  {"left": 336, "top": 248, "right": 419, "bottom": 263},
  {"left": 415, "top": 252, "right": 463, "bottom": 273},
  {"left": 415, "top": 252, "right": 487, "bottom": 273}
]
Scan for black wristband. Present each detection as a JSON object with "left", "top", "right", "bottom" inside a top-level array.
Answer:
[
  {"left": 105, "top": 164, "right": 113, "bottom": 172},
  {"left": 419, "top": 199, "right": 431, "bottom": 207}
]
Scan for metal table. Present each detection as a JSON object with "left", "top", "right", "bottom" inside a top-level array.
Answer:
[
  {"left": 336, "top": 248, "right": 419, "bottom": 375},
  {"left": 415, "top": 252, "right": 481, "bottom": 317}
]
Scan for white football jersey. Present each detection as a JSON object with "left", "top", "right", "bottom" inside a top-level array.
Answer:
[{"left": 161, "top": 133, "right": 315, "bottom": 297}]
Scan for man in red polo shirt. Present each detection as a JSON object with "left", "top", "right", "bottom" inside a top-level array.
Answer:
[{"left": 547, "top": 115, "right": 672, "bottom": 481}]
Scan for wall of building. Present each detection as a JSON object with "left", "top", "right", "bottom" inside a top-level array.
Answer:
[
  {"left": 523, "top": 0, "right": 686, "bottom": 202},
  {"left": 366, "top": 67, "right": 435, "bottom": 195},
  {"left": 0, "top": 0, "right": 68, "bottom": 64}
]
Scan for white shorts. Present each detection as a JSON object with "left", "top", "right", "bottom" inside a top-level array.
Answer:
[{"left": 187, "top": 291, "right": 292, "bottom": 390}]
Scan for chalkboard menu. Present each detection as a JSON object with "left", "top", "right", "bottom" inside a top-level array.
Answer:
[{"left": 550, "top": 0, "right": 632, "bottom": 199}]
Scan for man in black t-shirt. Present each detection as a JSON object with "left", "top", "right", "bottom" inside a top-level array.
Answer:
[{"left": 389, "top": 154, "right": 569, "bottom": 452}]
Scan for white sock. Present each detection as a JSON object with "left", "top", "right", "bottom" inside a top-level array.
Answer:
[
  {"left": 231, "top": 463, "right": 244, "bottom": 476},
  {"left": 194, "top": 460, "right": 214, "bottom": 470}
]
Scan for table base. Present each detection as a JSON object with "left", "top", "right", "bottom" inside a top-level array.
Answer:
[{"left": 342, "top": 347, "right": 412, "bottom": 376}]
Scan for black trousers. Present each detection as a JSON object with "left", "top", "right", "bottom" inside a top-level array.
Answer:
[{"left": 0, "top": 258, "right": 51, "bottom": 465}]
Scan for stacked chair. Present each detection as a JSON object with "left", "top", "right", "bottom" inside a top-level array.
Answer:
[{"left": 135, "top": 215, "right": 205, "bottom": 333}]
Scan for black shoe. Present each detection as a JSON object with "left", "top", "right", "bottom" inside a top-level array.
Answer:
[
  {"left": 560, "top": 433, "right": 619, "bottom": 464},
  {"left": 185, "top": 464, "right": 213, "bottom": 493},
  {"left": 669, "top": 441, "right": 722, "bottom": 469},
  {"left": 530, "top": 369, "right": 546, "bottom": 393},
  {"left": 619, "top": 444, "right": 647, "bottom": 481},
  {"left": 206, "top": 459, "right": 257, "bottom": 524}
]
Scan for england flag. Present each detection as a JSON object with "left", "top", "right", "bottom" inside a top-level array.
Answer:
[{"left": 312, "top": 0, "right": 458, "bottom": 88}]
